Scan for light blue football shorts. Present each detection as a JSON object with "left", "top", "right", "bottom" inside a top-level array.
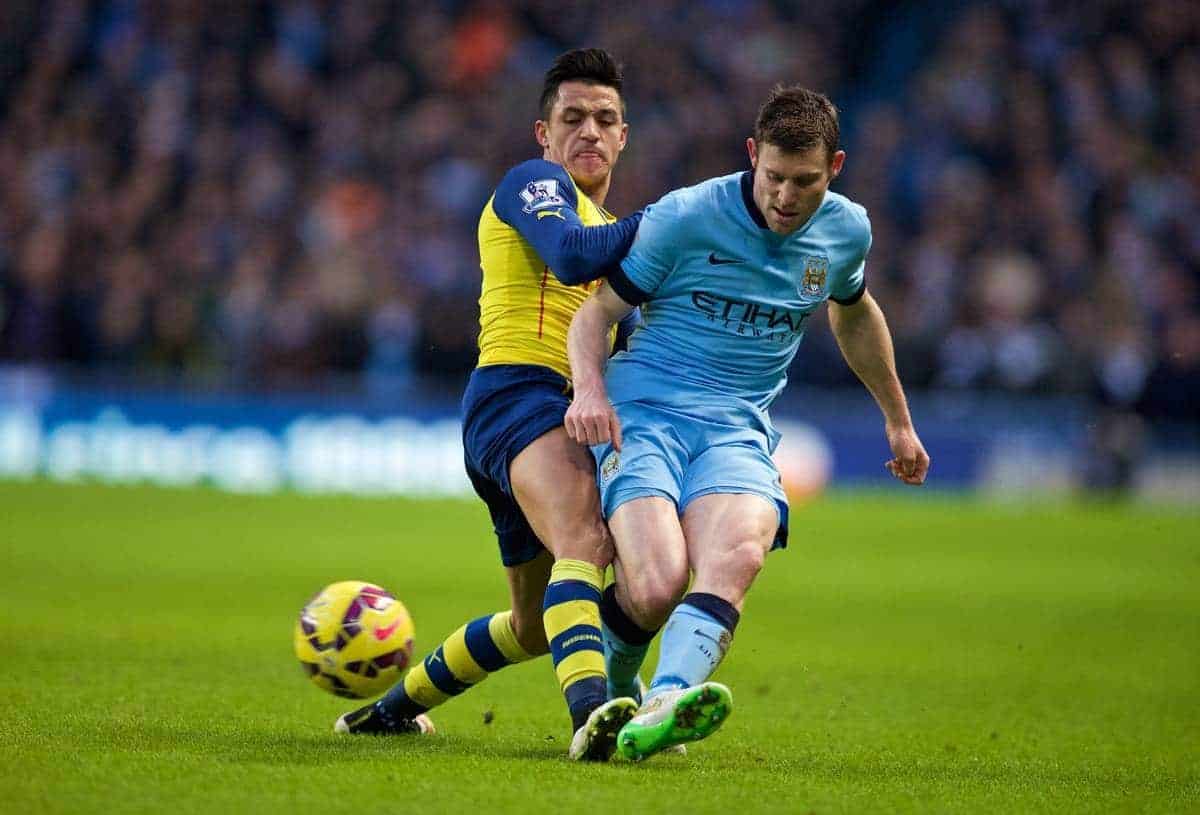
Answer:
[{"left": 593, "top": 400, "right": 789, "bottom": 549}]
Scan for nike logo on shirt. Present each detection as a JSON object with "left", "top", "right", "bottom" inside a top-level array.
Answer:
[{"left": 708, "top": 252, "right": 742, "bottom": 265}]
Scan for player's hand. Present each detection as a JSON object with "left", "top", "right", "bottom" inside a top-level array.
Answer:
[
  {"left": 884, "top": 422, "right": 929, "bottom": 486},
  {"left": 565, "top": 387, "right": 623, "bottom": 451}
]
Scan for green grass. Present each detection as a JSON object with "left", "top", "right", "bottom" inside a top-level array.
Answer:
[{"left": 1, "top": 481, "right": 1197, "bottom": 814}]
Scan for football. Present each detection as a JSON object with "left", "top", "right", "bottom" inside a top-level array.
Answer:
[{"left": 294, "top": 581, "right": 415, "bottom": 699}]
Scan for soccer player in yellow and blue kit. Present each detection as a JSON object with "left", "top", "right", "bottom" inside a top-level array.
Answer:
[
  {"left": 566, "top": 86, "right": 931, "bottom": 760},
  {"left": 336, "top": 49, "right": 644, "bottom": 761}
]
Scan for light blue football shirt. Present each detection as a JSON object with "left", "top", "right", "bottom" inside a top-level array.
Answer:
[{"left": 604, "top": 171, "right": 871, "bottom": 447}]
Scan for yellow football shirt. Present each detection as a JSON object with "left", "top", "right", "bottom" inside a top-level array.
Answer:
[{"left": 475, "top": 163, "right": 620, "bottom": 380}]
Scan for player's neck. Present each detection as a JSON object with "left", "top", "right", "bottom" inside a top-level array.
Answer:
[{"left": 572, "top": 175, "right": 610, "bottom": 209}]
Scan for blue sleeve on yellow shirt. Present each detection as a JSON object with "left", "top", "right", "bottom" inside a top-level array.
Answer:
[{"left": 491, "top": 159, "right": 642, "bottom": 286}]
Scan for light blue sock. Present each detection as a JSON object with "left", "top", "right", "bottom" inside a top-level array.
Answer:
[
  {"left": 602, "top": 620, "right": 651, "bottom": 700},
  {"left": 646, "top": 597, "right": 737, "bottom": 699}
]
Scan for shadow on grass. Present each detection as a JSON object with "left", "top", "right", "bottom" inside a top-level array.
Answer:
[{"left": 93, "top": 719, "right": 582, "bottom": 766}]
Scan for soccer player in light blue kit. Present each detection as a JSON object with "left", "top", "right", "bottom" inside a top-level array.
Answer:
[{"left": 565, "top": 86, "right": 931, "bottom": 760}]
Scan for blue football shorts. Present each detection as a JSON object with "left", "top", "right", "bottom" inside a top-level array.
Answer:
[
  {"left": 461, "top": 364, "right": 576, "bottom": 567},
  {"left": 593, "top": 400, "right": 789, "bottom": 549}
]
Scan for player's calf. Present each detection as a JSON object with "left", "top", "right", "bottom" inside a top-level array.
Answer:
[
  {"left": 543, "top": 558, "right": 613, "bottom": 740},
  {"left": 508, "top": 608, "right": 550, "bottom": 657},
  {"left": 601, "top": 583, "right": 664, "bottom": 702},
  {"left": 644, "top": 592, "right": 740, "bottom": 700},
  {"left": 340, "top": 610, "right": 535, "bottom": 736}
]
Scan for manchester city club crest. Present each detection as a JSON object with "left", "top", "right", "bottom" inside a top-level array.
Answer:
[
  {"left": 801, "top": 255, "right": 829, "bottom": 297},
  {"left": 600, "top": 450, "right": 620, "bottom": 482}
]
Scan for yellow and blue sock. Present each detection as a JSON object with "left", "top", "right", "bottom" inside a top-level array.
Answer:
[
  {"left": 599, "top": 583, "right": 658, "bottom": 701},
  {"left": 646, "top": 592, "right": 740, "bottom": 699},
  {"left": 543, "top": 559, "right": 607, "bottom": 731},
  {"left": 376, "top": 610, "right": 533, "bottom": 720}
]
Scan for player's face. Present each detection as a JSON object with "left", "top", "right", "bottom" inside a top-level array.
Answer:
[
  {"left": 536, "top": 81, "right": 628, "bottom": 193},
  {"left": 747, "top": 140, "right": 846, "bottom": 235}
]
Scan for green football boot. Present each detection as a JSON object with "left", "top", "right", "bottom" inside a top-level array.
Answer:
[{"left": 617, "top": 682, "right": 732, "bottom": 761}]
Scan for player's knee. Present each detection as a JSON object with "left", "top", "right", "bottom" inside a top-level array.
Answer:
[
  {"left": 623, "top": 562, "right": 688, "bottom": 630},
  {"left": 722, "top": 538, "right": 767, "bottom": 585},
  {"left": 509, "top": 610, "right": 549, "bottom": 656},
  {"left": 552, "top": 515, "right": 613, "bottom": 568},
  {"left": 736, "top": 539, "right": 768, "bottom": 579},
  {"left": 626, "top": 586, "right": 683, "bottom": 631}
]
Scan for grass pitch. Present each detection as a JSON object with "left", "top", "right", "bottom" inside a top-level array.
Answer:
[{"left": 1, "top": 482, "right": 1196, "bottom": 814}]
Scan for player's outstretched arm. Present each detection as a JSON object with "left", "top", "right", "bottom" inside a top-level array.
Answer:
[
  {"left": 492, "top": 160, "right": 642, "bottom": 286},
  {"left": 566, "top": 284, "right": 635, "bottom": 450},
  {"left": 828, "top": 292, "right": 930, "bottom": 485}
]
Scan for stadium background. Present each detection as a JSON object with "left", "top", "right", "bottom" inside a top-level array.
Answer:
[{"left": 0, "top": 0, "right": 1197, "bottom": 500}]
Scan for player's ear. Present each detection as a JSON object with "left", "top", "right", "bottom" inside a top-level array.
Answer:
[
  {"left": 830, "top": 149, "right": 846, "bottom": 178},
  {"left": 746, "top": 138, "right": 758, "bottom": 167},
  {"left": 534, "top": 119, "right": 550, "bottom": 149},
  {"left": 617, "top": 122, "right": 628, "bottom": 152}
]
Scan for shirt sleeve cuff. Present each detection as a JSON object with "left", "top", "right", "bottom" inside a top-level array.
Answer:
[
  {"left": 831, "top": 279, "right": 867, "bottom": 306},
  {"left": 606, "top": 265, "right": 651, "bottom": 306}
]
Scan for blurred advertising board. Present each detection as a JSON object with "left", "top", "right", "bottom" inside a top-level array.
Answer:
[{"left": 0, "top": 367, "right": 1195, "bottom": 502}]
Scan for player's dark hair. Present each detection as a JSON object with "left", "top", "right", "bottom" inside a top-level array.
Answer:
[
  {"left": 754, "top": 85, "right": 839, "bottom": 161},
  {"left": 539, "top": 48, "right": 624, "bottom": 119}
]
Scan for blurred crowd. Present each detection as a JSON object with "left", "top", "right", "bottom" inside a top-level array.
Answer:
[{"left": 0, "top": 0, "right": 1197, "bottom": 422}]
